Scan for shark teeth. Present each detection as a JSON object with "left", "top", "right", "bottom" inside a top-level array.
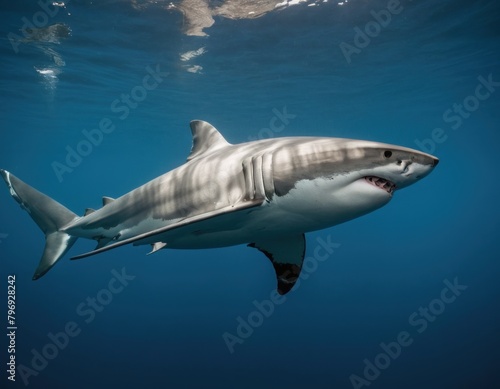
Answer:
[{"left": 365, "top": 176, "right": 396, "bottom": 195}]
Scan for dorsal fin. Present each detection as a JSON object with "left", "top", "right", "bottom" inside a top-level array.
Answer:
[
  {"left": 187, "top": 120, "right": 230, "bottom": 162},
  {"left": 102, "top": 196, "right": 115, "bottom": 206}
]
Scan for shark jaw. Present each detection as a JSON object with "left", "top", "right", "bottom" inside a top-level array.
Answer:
[{"left": 364, "top": 176, "right": 396, "bottom": 195}]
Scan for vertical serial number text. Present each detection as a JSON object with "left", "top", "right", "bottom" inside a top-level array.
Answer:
[{"left": 7, "top": 275, "right": 16, "bottom": 382}]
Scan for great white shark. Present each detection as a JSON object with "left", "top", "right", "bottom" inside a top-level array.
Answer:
[{"left": 0, "top": 120, "right": 438, "bottom": 294}]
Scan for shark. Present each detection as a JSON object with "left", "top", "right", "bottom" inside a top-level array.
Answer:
[{"left": 0, "top": 120, "right": 438, "bottom": 294}]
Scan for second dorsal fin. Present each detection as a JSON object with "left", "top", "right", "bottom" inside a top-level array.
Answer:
[
  {"left": 102, "top": 196, "right": 115, "bottom": 206},
  {"left": 84, "top": 208, "right": 95, "bottom": 216},
  {"left": 187, "top": 120, "right": 230, "bottom": 162}
]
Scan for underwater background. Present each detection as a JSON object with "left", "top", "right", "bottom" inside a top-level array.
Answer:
[{"left": 1, "top": 0, "right": 499, "bottom": 388}]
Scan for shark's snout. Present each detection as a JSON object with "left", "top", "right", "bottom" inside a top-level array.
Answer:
[
  {"left": 395, "top": 153, "right": 438, "bottom": 190},
  {"left": 357, "top": 147, "right": 438, "bottom": 195}
]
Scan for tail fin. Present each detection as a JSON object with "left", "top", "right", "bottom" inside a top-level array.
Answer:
[{"left": 0, "top": 170, "right": 79, "bottom": 279}]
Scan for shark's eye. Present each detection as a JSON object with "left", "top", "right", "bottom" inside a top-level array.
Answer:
[{"left": 384, "top": 150, "right": 392, "bottom": 158}]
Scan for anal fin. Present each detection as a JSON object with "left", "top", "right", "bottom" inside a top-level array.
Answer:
[
  {"left": 248, "top": 233, "right": 305, "bottom": 295},
  {"left": 147, "top": 242, "right": 167, "bottom": 255}
]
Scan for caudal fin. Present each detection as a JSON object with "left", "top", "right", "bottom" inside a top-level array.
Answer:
[{"left": 0, "top": 170, "right": 79, "bottom": 279}]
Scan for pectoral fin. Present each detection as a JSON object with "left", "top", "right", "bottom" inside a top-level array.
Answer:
[{"left": 248, "top": 234, "right": 305, "bottom": 295}]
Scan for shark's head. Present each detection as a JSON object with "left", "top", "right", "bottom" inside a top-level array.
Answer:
[
  {"left": 270, "top": 137, "right": 439, "bottom": 229},
  {"left": 347, "top": 140, "right": 439, "bottom": 194}
]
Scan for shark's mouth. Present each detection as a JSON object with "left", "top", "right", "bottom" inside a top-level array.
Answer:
[{"left": 365, "top": 176, "right": 396, "bottom": 195}]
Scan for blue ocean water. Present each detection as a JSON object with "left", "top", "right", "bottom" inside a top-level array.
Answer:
[{"left": 1, "top": 0, "right": 499, "bottom": 388}]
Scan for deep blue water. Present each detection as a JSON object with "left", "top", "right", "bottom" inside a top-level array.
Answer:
[{"left": 1, "top": 0, "right": 499, "bottom": 388}]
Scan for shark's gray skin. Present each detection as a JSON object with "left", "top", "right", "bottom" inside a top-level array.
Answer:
[{"left": 0, "top": 121, "right": 438, "bottom": 294}]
